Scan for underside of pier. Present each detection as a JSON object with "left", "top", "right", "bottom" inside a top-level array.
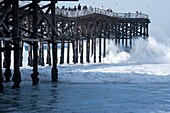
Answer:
[{"left": 0, "top": 0, "right": 150, "bottom": 91}]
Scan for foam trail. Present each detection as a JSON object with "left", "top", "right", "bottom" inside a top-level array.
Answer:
[
  {"left": 58, "top": 63, "right": 170, "bottom": 84},
  {"left": 10, "top": 63, "right": 170, "bottom": 84}
]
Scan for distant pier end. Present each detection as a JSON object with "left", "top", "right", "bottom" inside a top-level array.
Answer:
[{"left": 0, "top": 0, "right": 150, "bottom": 91}]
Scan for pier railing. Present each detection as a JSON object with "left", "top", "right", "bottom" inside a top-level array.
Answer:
[{"left": 55, "top": 7, "right": 149, "bottom": 19}]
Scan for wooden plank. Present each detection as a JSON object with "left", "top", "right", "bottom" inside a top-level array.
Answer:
[
  {"left": 0, "top": 37, "right": 12, "bottom": 41},
  {"left": 22, "top": 38, "right": 39, "bottom": 42}
]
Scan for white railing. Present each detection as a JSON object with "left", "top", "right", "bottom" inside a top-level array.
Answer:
[{"left": 55, "top": 7, "right": 149, "bottom": 19}]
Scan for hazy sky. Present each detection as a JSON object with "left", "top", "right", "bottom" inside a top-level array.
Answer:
[{"left": 41, "top": 0, "right": 169, "bottom": 39}]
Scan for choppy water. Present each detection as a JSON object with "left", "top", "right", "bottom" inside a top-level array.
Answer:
[{"left": 1, "top": 82, "right": 170, "bottom": 113}]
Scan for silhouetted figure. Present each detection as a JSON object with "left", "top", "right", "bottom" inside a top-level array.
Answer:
[
  {"left": 62, "top": 6, "right": 65, "bottom": 10},
  {"left": 78, "top": 4, "right": 81, "bottom": 10},
  {"left": 89, "top": 6, "right": 92, "bottom": 11},
  {"left": 74, "top": 6, "right": 77, "bottom": 11},
  {"left": 136, "top": 11, "right": 138, "bottom": 14},
  {"left": 84, "top": 5, "right": 88, "bottom": 10},
  {"left": 68, "top": 7, "right": 71, "bottom": 11},
  {"left": 139, "top": 11, "right": 142, "bottom": 15},
  {"left": 83, "top": 5, "right": 87, "bottom": 10},
  {"left": 56, "top": 6, "right": 59, "bottom": 9}
]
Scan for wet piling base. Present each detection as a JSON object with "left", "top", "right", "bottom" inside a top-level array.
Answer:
[
  {"left": 0, "top": 77, "right": 4, "bottom": 93},
  {"left": 31, "top": 72, "right": 39, "bottom": 85},
  {"left": 51, "top": 67, "right": 58, "bottom": 82},
  {"left": 11, "top": 72, "right": 21, "bottom": 89}
]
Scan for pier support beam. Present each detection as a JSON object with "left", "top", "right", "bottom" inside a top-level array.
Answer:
[
  {"left": 12, "top": 0, "right": 21, "bottom": 89},
  {"left": 51, "top": 0, "right": 58, "bottom": 82},
  {"left": 99, "top": 35, "right": 102, "bottom": 62},
  {"left": 103, "top": 37, "right": 106, "bottom": 58},
  {"left": 72, "top": 41, "right": 75, "bottom": 63},
  {"left": 46, "top": 42, "right": 51, "bottom": 66},
  {"left": 0, "top": 41, "right": 4, "bottom": 92},
  {"left": 146, "top": 23, "right": 149, "bottom": 38},
  {"left": 86, "top": 37, "right": 90, "bottom": 63},
  {"left": 125, "top": 23, "right": 128, "bottom": 48},
  {"left": 60, "top": 39, "right": 64, "bottom": 64},
  {"left": 75, "top": 38, "right": 79, "bottom": 63},
  {"left": 130, "top": 23, "right": 132, "bottom": 47},
  {"left": 39, "top": 41, "right": 44, "bottom": 66},
  {"left": 67, "top": 40, "right": 70, "bottom": 64},
  {"left": 80, "top": 39, "right": 83, "bottom": 63},
  {"left": 28, "top": 45, "right": 33, "bottom": 66},
  {"left": 31, "top": 0, "right": 39, "bottom": 85},
  {"left": 93, "top": 37, "right": 96, "bottom": 63},
  {"left": 4, "top": 42, "right": 12, "bottom": 82}
]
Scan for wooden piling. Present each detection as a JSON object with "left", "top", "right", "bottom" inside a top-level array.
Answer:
[
  {"left": 99, "top": 35, "right": 102, "bottom": 62},
  {"left": 67, "top": 40, "right": 70, "bottom": 64},
  {"left": 80, "top": 39, "right": 83, "bottom": 63},
  {"left": 75, "top": 22, "right": 79, "bottom": 64},
  {"left": 4, "top": 42, "right": 12, "bottom": 82},
  {"left": 86, "top": 37, "right": 90, "bottom": 63},
  {"left": 19, "top": 41, "right": 23, "bottom": 67},
  {"left": 129, "top": 23, "right": 132, "bottom": 47},
  {"left": 117, "top": 24, "right": 120, "bottom": 46},
  {"left": 60, "top": 19, "right": 65, "bottom": 64},
  {"left": 103, "top": 37, "right": 106, "bottom": 58},
  {"left": 93, "top": 37, "right": 96, "bottom": 63},
  {"left": 146, "top": 23, "right": 149, "bottom": 37},
  {"left": 91, "top": 38, "right": 94, "bottom": 57},
  {"left": 60, "top": 38, "right": 65, "bottom": 64},
  {"left": 122, "top": 23, "right": 125, "bottom": 47},
  {"left": 12, "top": 0, "right": 21, "bottom": 89},
  {"left": 31, "top": 0, "right": 39, "bottom": 85},
  {"left": 0, "top": 41, "right": 4, "bottom": 92},
  {"left": 75, "top": 38, "right": 79, "bottom": 63},
  {"left": 51, "top": 0, "right": 58, "bottom": 82},
  {"left": 46, "top": 42, "right": 51, "bottom": 66},
  {"left": 39, "top": 41, "right": 44, "bottom": 66},
  {"left": 125, "top": 23, "right": 128, "bottom": 48},
  {"left": 28, "top": 45, "right": 33, "bottom": 66},
  {"left": 72, "top": 41, "right": 75, "bottom": 64}
]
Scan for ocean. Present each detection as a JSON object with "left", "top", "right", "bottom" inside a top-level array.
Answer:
[{"left": 1, "top": 36, "right": 170, "bottom": 113}]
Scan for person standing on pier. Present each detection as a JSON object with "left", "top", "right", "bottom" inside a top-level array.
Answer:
[
  {"left": 78, "top": 4, "right": 81, "bottom": 10},
  {"left": 77, "top": 4, "right": 81, "bottom": 16}
]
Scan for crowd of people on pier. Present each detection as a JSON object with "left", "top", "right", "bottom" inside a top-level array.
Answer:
[
  {"left": 57, "top": 4, "right": 94, "bottom": 12},
  {"left": 55, "top": 4, "right": 116, "bottom": 17},
  {"left": 55, "top": 4, "right": 148, "bottom": 19}
]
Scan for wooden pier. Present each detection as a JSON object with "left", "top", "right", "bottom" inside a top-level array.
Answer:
[{"left": 0, "top": 0, "right": 150, "bottom": 91}]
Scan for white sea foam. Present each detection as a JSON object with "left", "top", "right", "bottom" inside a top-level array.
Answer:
[
  {"left": 55, "top": 36, "right": 170, "bottom": 83},
  {"left": 102, "top": 36, "right": 170, "bottom": 64},
  {"left": 130, "top": 37, "right": 170, "bottom": 63}
]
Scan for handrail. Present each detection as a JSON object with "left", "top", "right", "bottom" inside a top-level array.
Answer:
[{"left": 55, "top": 7, "right": 149, "bottom": 19}]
